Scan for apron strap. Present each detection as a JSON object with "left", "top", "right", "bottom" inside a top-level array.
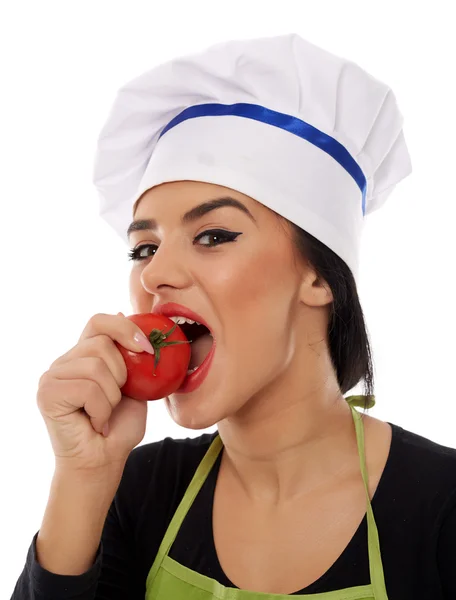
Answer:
[
  {"left": 350, "top": 405, "right": 389, "bottom": 599},
  {"left": 146, "top": 434, "right": 223, "bottom": 586},
  {"left": 345, "top": 394, "right": 376, "bottom": 409}
]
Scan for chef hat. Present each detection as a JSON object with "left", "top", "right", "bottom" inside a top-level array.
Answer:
[{"left": 92, "top": 33, "right": 412, "bottom": 283}]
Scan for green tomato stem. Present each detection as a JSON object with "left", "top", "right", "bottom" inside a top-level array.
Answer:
[{"left": 147, "top": 322, "right": 191, "bottom": 375}]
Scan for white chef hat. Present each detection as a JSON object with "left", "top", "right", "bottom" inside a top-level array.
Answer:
[{"left": 92, "top": 33, "right": 412, "bottom": 283}]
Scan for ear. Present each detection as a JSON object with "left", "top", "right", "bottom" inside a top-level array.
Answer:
[{"left": 298, "top": 267, "right": 334, "bottom": 308}]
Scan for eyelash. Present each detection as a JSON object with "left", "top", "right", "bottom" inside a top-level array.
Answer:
[{"left": 127, "top": 229, "right": 242, "bottom": 262}]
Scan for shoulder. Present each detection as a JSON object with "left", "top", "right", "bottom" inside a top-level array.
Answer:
[
  {"left": 124, "top": 429, "right": 219, "bottom": 485},
  {"left": 389, "top": 421, "right": 456, "bottom": 482},
  {"left": 363, "top": 419, "right": 456, "bottom": 589},
  {"left": 389, "top": 421, "right": 456, "bottom": 486},
  {"left": 385, "top": 421, "right": 456, "bottom": 524},
  {"left": 392, "top": 425, "right": 456, "bottom": 592}
]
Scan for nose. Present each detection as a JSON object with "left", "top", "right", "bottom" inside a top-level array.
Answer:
[{"left": 139, "top": 239, "right": 191, "bottom": 294}]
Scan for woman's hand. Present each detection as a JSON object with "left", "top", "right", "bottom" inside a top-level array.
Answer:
[{"left": 36, "top": 312, "right": 153, "bottom": 473}]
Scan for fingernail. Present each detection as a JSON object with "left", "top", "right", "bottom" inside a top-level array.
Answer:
[
  {"left": 102, "top": 423, "right": 109, "bottom": 437},
  {"left": 133, "top": 331, "right": 155, "bottom": 354}
]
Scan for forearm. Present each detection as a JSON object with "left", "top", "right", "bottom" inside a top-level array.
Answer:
[{"left": 36, "top": 467, "right": 125, "bottom": 576}]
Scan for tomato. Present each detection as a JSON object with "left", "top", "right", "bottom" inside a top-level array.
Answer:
[{"left": 116, "top": 313, "right": 191, "bottom": 401}]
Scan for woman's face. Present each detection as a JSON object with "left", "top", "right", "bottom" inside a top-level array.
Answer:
[{"left": 129, "top": 180, "right": 331, "bottom": 429}]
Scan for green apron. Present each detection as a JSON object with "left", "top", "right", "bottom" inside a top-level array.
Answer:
[{"left": 145, "top": 396, "right": 388, "bottom": 599}]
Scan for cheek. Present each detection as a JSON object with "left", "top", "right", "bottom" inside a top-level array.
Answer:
[
  {"left": 211, "top": 246, "right": 295, "bottom": 309},
  {"left": 210, "top": 248, "right": 297, "bottom": 362}
]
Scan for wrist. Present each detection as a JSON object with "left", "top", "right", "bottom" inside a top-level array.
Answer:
[{"left": 53, "top": 461, "right": 126, "bottom": 492}]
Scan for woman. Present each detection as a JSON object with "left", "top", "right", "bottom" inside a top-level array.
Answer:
[{"left": 11, "top": 34, "right": 456, "bottom": 599}]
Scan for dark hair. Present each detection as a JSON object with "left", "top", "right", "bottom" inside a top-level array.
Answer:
[{"left": 280, "top": 218, "right": 375, "bottom": 412}]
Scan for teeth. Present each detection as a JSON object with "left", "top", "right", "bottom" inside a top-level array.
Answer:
[
  {"left": 169, "top": 316, "right": 201, "bottom": 326},
  {"left": 187, "top": 366, "right": 199, "bottom": 375},
  {"left": 169, "top": 315, "right": 213, "bottom": 339}
]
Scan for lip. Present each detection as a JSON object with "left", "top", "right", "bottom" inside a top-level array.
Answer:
[
  {"left": 175, "top": 338, "right": 216, "bottom": 394},
  {"left": 152, "top": 302, "right": 214, "bottom": 336}
]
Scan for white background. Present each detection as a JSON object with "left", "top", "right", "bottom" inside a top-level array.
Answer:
[{"left": 2, "top": 1, "right": 455, "bottom": 596}]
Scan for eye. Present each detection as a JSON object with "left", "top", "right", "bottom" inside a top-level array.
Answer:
[
  {"left": 128, "top": 229, "right": 242, "bottom": 262},
  {"left": 127, "top": 244, "right": 157, "bottom": 261},
  {"left": 193, "top": 229, "right": 242, "bottom": 247}
]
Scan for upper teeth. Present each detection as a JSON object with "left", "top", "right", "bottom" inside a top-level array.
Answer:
[{"left": 169, "top": 316, "right": 201, "bottom": 326}]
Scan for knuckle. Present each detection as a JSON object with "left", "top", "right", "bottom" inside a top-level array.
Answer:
[
  {"left": 109, "top": 368, "right": 124, "bottom": 398},
  {"left": 87, "top": 337, "right": 125, "bottom": 389},
  {"left": 87, "top": 312, "right": 106, "bottom": 327},
  {"left": 115, "top": 351, "right": 128, "bottom": 381},
  {"left": 83, "top": 334, "right": 110, "bottom": 359},
  {"left": 112, "top": 385, "right": 122, "bottom": 407},
  {"left": 84, "top": 379, "right": 114, "bottom": 413},
  {"left": 37, "top": 377, "right": 54, "bottom": 402},
  {"left": 38, "top": 370, "right": 50, "bottom": 387},
  {"left": 36, "top": 378, "right": 57, "bottom": 410},
  {"left": 36, "top": 386, "right": 48, "bottom": 409},
  {"left": 84, "top": 378, "right": 103, "bottom": 401},
  {"left": 48, "top": 354, "right": 64, "bottom": 370},
  {"left": 84, "top": 389, "right": 111, "bottom": 420},
  {"left": 82, "top": 313, "right": 108, "bottom": 338},
  {"left": 118, "top": 368, "right": 128, "bottom": 388},
  {"left": 96, "top": 334, "right": 113, "bottom": 354},
  {"left": 87, "top": 355, "right": 107, "bottom": 377}
]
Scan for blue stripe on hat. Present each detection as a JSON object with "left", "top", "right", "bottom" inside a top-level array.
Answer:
[{"left": 159, "top": 103, "right": 367, "bottom": 215}]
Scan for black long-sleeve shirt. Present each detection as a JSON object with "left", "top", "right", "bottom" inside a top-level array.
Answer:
[{"left": 10, "top": 421, "right": 456, "bottom": 599}]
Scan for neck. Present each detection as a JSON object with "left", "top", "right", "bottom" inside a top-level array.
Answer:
[{"left": 216, "top": 359, "right": 358, "bottom": 507}]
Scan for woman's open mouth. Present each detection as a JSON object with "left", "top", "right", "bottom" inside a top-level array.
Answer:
[{"left": 169, "top": 318, "right": 216, "bottom": 393}]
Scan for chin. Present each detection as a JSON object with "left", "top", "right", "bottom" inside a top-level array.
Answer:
[{"left": 165, "top": 395, "right": 221, "bottom": 431}]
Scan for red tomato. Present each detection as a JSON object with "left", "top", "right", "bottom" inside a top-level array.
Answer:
[{"left": 115, "top": 313, "right": 191, "bottom": 401}]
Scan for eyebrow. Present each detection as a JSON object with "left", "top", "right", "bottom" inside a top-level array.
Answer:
[{"left": 126, "top": 196, "right": 256, "bottom": 239}]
